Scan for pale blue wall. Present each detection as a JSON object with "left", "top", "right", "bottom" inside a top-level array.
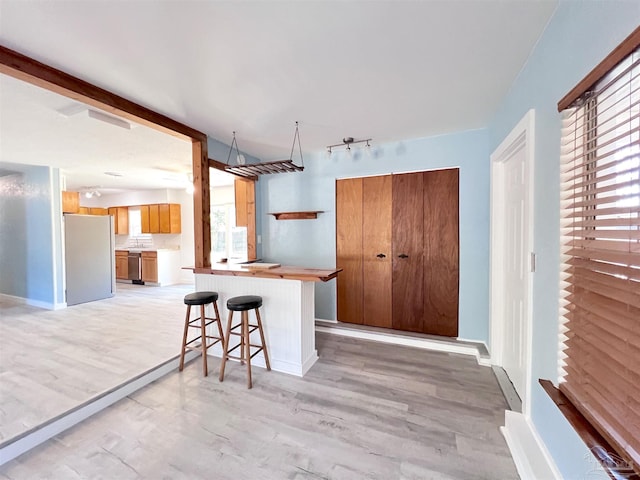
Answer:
[
  {"left": 258, "top": 128, "right": 491, "bottom": 342},
  {"left": 0, "top": 162, "right": 57, "bottom": 305},
  {"left": 489, "top": 2, "right": 640, "bottom": 478}
]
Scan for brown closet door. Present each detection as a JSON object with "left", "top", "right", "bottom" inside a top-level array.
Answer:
[
  {"left": 423, "top": 168, "right": 459, "bottom": 336},
  {"left": 392, "top": 172, "right": 425, "bottom": 333},
  {"left": 336, "top": 178, "right": 363, "bottom": 324},
  {"left": 362, "top": 175, "right": 392, "bottom": 328}
]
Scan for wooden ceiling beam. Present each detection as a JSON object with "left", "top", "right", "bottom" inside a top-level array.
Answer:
[
  {"left": 0, "top": 45, "right": 206, "bottom": 143},
  {"left": 0, "top": 44, "right": 212, "bottom": 268}
]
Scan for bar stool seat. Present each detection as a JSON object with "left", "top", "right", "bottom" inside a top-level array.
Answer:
[
  {"left": 219, "top": 295, "right": 271, "bottom": 388},
  {"left": 179, "top": 291, "right": 224, "bottom": 377},
  {"left": 227, "top": 295, "right": 262, "bottom": 311},
  {"left": 184, "top": 291, "right": 219, "bottom": 306}
]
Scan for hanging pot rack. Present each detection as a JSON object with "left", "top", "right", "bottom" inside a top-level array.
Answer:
[{"left": 225, "top": 122, "right": 304, "bottom": 178}]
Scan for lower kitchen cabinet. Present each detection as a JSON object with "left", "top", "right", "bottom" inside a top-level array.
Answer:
[
  {"left": 115, "top": 250, "right": 129, "bottom": 280},
  {"left": 141, "top": 251, "right": 158, "bottom": 283}
]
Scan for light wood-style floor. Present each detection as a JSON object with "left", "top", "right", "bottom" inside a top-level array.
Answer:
[
  {"left": 0, "top": 283, "right": 193, "bottom": 443},
  {"left": 0, "top": 333, "right": 518, "bottom": 479}
]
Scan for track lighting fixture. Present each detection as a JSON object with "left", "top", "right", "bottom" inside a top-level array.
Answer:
[
  {"left": 83, "top": 189, "right": 101, "bottom": 198},
  {"left": 326, "top": 137, "right": 372, "bottom": 156}
]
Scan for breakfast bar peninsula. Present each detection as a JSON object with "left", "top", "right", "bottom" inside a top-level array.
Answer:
[{"left": 191, "top": 263, "right": 341, "bottom": 376}]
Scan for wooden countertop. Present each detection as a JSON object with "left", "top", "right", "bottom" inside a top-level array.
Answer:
[{"left": 189, "top": 263, "right": 341, "bottom": 282}]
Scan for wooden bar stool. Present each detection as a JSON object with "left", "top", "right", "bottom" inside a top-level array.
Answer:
[
  {"left": 179, "top": 291, "right": 224, "bottom": 377},
  {"left": 219, "top": 295, "right": 271, "bottom": 389}
]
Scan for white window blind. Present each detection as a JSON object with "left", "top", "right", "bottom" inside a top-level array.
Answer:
[{"left": 558, "top": 47, "right": 640, "bottom": 471}]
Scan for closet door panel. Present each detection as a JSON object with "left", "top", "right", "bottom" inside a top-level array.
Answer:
[
  {"left": 362, "top": 175, "right": 392, "bottom": 328},
  {"left": 392, "top": 172, "right": 424, "bottom": 332},
  {"left": 336, "top": 178, "right": 364, "bottom": 324},
  {"left": 423, "top": 168, "right": 459, "bottom": 336}
]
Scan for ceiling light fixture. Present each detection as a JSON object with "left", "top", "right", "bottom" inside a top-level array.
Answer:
[
  {"left": 83, "top": 189, "right": 102, "bottom": 198},
  {"left": 326, "top": 136, "right": 372, "bottom": 156},
  {"left": 87, "top": 109, "right": 131, "bottom": 130}
]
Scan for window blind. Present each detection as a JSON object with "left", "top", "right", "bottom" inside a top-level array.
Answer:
[{"left": 559, "top": 47, "right": 640, "bottom": 472}]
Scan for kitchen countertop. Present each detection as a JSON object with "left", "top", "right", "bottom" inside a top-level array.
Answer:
[
  {"left": 189, "top": 263, "right": 341, "bottom": 282},
  {"left": 115, "top": 248, "right": 180, "bottom": 252}
]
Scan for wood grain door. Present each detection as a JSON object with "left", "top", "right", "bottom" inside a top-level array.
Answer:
[
  {"left": 336, "top": 178, "right": 363, "bottom": 324},
  {"left": 159, "top": 204, "right": 171, "bottom": 233},
  {"left": 149, "top": 204, "right": 160, "bottom": 233},
  {"left": 423, "top": 168, "right": 459, "bottom": 336},
  {"left": 362, "top": 175, "right": 392, "bottom": 328},
  {"left": 392, "top": 172, "right": 425, "bottom": 333}
]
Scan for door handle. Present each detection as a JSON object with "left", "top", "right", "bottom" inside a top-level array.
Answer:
[
  {"left": 398, "top": 254, "right": 409, "bottom": 259},
  {"left": 376, "top": 253, "right": 386, "bottom": 258}
]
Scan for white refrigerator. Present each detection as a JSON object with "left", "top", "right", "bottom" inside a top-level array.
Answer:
[{"left": 64, "top": 214, "right": 115, "bottom": 306}]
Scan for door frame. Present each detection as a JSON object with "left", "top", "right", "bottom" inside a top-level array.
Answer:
[{"left": 489, "top": 109, "right": 535, "bottom": 415}]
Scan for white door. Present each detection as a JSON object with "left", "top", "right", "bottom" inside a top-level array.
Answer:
[
  {"left": 490, "top": 109, "right": 534, "bottom": 412},
  {"left": 501, "top": 145, "right": 528, "bottom": 398}
]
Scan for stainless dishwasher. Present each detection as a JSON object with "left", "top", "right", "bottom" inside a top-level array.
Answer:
[{"left": 127, "top": 251, "right": 142, "bottom": 282}]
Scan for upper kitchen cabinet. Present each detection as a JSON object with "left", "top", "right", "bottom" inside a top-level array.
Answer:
[
  {"left": 140, "top": 205, "right": 150, "bottom": 233},
  {"left": 90, "top": 207, "right": 108, "bottom": 216},
  {"left": 160, "top": 203, "right": 181, "bottom": 233},
  {"left": 234, "top": 178, "right": 256, "bottom": 260},
  {"left": 62, "top": 191, "right": 79, "bottom": 214},
  {"left": 140, "top": 203, "right": 181, "bottom": 234},
  {"left": 108, "top": 206, "right": 129, "bottom": 235}
]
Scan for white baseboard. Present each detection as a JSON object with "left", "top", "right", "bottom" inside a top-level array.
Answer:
[
  {"left": 316, "top": 324, "right": 483, "bottom": 362},
  {"left": 0, "top": 293, "right": 65, "bottom": 311},
  {"left": 501, "top": 410, "right": 561, "bottom": 480},
  {"left": 316, "top": 318, "right": 337, "bottom": 324}
]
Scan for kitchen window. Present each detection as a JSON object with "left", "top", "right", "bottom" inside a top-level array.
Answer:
[
  {"left": 555, "top": 31, "right": 639, "bottom": 476},
  {"left": 211, "top": 203, "right": 247, "bottom": 262}
]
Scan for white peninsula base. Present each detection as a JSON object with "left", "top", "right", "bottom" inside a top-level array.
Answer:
[{"left": 194, "top": 273, "right": 318, "bottom": 376}]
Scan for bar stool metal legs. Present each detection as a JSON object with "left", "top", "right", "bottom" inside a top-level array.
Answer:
[
  {"left": 219, "top": 295, "right": 271, "bottom": 389},
  {"left": 179, "top": 291, "right": 224, "bottom": 377}
]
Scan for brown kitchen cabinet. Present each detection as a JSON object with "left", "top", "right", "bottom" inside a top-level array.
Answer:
[
  {"left": 336, "top": 169, "right": 460, "bottom": 337},
  {"left": 140, "top": 205, "right": 150, "bottom": 233},
  {"left": 148, "top": 204, "right": 160, "bottom": 233},
  {"left": 62, "top": 191, "right": 80, "bottom": 213},
  {"left": 140, "top": 203, "right": 180, "bottom": 234},
  {"left": 159, "top": 203, "right": 181, "bottom": 233},
  {"left": 115, "top": 250, "right": 129, "bottom": 280},
  {"left": 234, "top": 178, "right": 257, "bottom": 260},
  {"left": 141, "top": 251, "right": 158, "bottom": 283},
  {"left": 108, "top": 207, "right": 129, "bottom": 235},
  {"left": 78, "top": 206, "right": 108, "bottom": 215}
]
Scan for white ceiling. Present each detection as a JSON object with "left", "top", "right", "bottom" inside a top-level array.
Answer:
[{"left": 0, "top": 0, "right": 557, "bottom": 192}]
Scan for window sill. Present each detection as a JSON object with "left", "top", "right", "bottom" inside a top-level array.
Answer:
[{"left": 539, "top": 379, "right": 639, "bottom": 480}]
